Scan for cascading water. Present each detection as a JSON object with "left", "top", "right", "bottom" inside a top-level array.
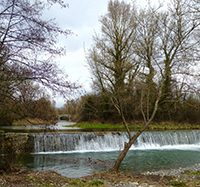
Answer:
[
  {"left": 32, "top": 131, "right": 200, "bottom": 154},
  {"left": 4, "top": 121, "right": 200, "bottom": 177},
  {"left": 27, "top": 130, "right": 200, "bottom": 178}
]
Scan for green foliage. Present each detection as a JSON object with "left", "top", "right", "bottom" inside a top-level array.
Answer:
[{"left": 184, "top": 170, "right": 200, "bottom": 176}]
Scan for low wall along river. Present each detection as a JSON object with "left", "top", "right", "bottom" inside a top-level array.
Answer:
[{"left": 0, "top": 133, "right": 34, "bottom": 155}]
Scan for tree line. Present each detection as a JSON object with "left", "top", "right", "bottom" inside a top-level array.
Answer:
[
  {"left": 0, "top": 80, "right": 58, "bottom": 125},
  {"left": 61, "top": 92, "right": 200, "bottom": 125}
]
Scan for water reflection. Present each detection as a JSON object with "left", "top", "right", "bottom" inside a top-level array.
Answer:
[
  {"left": 23, "top": 149, "right": 200, "bottom": 178},
  {"left": 24, "top": 154, "right": 112, "bottom": 178},
  {"left": 0, "top": 121, "right": 79, "bottom": 132}
]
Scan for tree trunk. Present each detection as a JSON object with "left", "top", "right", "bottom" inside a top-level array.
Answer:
[
  {"left": 111, "top": 140, "right": 133, "bottom": 171},
  {"left": 111, "top": 120, "right": 151, "bottom": 171},
  {"left": 111, "top": 83, "right": 163, "bottom": 172}
]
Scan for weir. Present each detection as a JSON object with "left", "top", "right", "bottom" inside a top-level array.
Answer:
[{"left": 32, "top": 131, "right": 200, "bottom": 153}]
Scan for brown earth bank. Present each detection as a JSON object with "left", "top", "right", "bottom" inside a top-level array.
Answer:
[
  {"left": 13, "top": 118, "right": 57, "bottom": 126},
  {"left": 0, "top": 169, "right": 199, "bottom": 187},
  {"left": 0, "top": 169, "right": 172, "bottom": 187}
]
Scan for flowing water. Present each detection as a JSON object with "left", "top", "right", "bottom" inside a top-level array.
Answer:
[
  {"left": 2, "top": 121, "right": 200, "bottom": 178},
  {"left": 32, "top": 130, "right": 200, "bottom": 153},
  {"left": 29, "top": 128, "right": 200, "bottom": 177}
]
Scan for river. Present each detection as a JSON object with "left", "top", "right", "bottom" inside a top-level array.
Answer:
[{"left": 1, "top": 121, "right": 200, "bottom": 178}]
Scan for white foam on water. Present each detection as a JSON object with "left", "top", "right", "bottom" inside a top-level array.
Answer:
[
  {"left": 33, "top": 131, "right": 200, "bottom": 154},
  {"left": 33, "top": 144, "right": 200, "bottom": 154}
]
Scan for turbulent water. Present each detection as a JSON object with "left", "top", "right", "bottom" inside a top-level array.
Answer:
[
  {"left": 32, "top": 131, "right": 200, "bottom": 153},
  {"left": 27, "top": 130, "right": 200, "bottom": 177}
]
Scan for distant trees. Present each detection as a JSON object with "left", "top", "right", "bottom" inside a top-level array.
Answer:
[{"left": 86, "top": 0, "right": 200, "bottom": 171}]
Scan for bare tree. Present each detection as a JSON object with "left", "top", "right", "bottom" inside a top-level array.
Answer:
[
  {"left": 0, "top": 0, "right": 80, "bottom": 107},
  {"left": 134, "top": 8, "right": 160, "bottom": 122},
  {"left": 87, "top": 0, "right": 139, "bottom": 132}
]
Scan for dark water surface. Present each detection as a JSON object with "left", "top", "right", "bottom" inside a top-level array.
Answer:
[{"left": 23, "top": 148, "right": 200, "bottom": 178}]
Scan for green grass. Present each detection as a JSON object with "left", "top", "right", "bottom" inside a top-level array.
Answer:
[
  {"left": 89, "top": 180, "right": 105, "bottom": 186},
  {"left": 65, "top": 121, "right": 200, "bottom": 131},
  {"left": 72, "top": 122, "right": 125, "bottom": 129},
  {"left": 66, "top": 122, "right": 146, "bottom": 130},
  {"left": 184, "top": 170, "right": 191, "bottom": 173}
]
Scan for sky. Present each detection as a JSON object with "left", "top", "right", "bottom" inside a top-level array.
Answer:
[{"left": 47, "top": 0, "right": 163, "bottom": 107}]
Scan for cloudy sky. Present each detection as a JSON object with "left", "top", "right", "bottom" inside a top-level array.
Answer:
[{"left": 48, "top": 0, "right": 161, "bottom": 107}]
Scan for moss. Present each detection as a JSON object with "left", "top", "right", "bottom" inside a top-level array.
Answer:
[
  {"left": 69, "top": 180, "right": 79, "bottom": 185},
  {"left": 25, "top": 176, "right": 35, "bottom": 181},
  {"left": 68, "top": 179, "right": 87, "bottom": 186}
]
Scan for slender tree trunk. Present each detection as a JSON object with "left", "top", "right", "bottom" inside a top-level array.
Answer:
[
  {"left": 111, "top": 83, "right": 163, "bottom": 172},
  {"left": 111, "top": 120, "right": 152, "bottom": 171}
]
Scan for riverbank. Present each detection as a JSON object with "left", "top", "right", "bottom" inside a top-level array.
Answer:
[
  {"left": 13, "top": 118, "right": 57, "bottom": 126},
  {"left": 1, "top": 165, "right": 200, "bottom": 187},
  {"left": 142, "top": 163, "right": 200, "bottom": 187},
  {"left": 10, "top": 119, "right": 200, "bottom": 131}
]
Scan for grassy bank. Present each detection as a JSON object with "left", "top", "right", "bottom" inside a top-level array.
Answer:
[{"left": 67, "top": 121, "right": 200, "bottom": 131}]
